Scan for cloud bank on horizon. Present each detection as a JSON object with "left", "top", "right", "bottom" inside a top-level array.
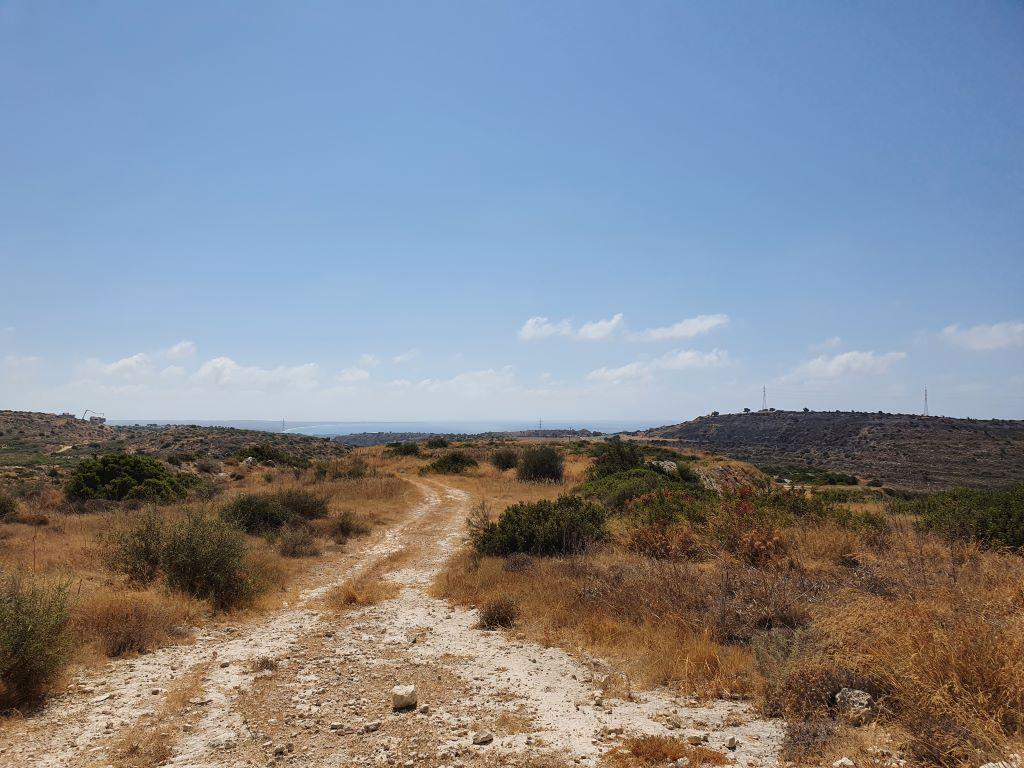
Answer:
[{"left": 2, "top": 314, "right": 1021, "bottom": 421}]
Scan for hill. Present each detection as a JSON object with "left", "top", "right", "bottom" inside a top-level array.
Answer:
[
  {"left": 0, "top": 410, "right": 349, "bottom": 482},
  {"left": 639, "top": 410, "right": 1024, "bottom": 491}
]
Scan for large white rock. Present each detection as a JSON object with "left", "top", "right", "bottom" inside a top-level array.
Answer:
[{"left": 391, "top": 684, "right": 417, "bottom": 711}]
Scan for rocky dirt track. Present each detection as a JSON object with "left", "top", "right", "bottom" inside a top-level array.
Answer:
[{"left": 0, "top": 478, "right": 782, "bottom": 768}]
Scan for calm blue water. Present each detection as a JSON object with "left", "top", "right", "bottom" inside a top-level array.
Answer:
[{"left": 107, "top": 419, "right": 662, "bottom": 436}]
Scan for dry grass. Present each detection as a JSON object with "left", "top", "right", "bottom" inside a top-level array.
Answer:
[
  {"left": 73, "top": 588, "right": 198, "bottom": 658},
  {"left": 323, "top": 545, "right": 415, "bottom": 611},
  {"left": 605, "top": 735, "right": 731, "bottom": 766},
  {"left": 437, "top": 483, "right": 1024, "bottom": 767}
]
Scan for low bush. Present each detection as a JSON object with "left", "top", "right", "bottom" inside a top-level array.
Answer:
[
  {"left": 386, "top": 442, "right": 421, "bottom": 457},
  {"left": 195, "top": 458, "right": 220, "bottom": 474},
  {"left": 576, "top": 468, "right": 679, "bottom": 512},
  {"left": 272, "top": 488, "right": 329, "bottom": 520},
  {"left": 469, "top": 496, "right": 606, "bottom": 556},
  {"left": 516, "top": 445, "right": 564, "bottom": 482},
  {"left": 477, "top": 596, "right": 519, "bottom": 629},
  {"left": 275, "top": 523, "right": 320, "bottom": 558},
  {"left": 490, "top": 448, "right": 519, "bottom": 471},
  {"left": 73, "top": 590, "right": 190, "bottom": 658},
  {"left": 221, "top": 493, "right": 290, "bottom": 534},
  {"left": 907, "top": 485, "right": 1024, "bottom": 549},
  {"left": 0, "top": 489, "right": 18, "bottom": 520},
  {"left": 587, "top": 437, "right": 645, "bottom": 480},
  {"left": 161, "top": 513, "right": 258, "bottom": 610},
  {"left": 65, "top": 453, "right": 192, "bottom": 503},
  {"left": 426, "top": 451, "right": 478, "bottom": 474},
  {"left": 0, "top": 573, "right": 72, "bottom": 709},
  {"left": 327, "top": 510, "right": 371, "bottom": 542},
  {"left": 236, "top": 443, "right": 309, "bottom": 468},
  {"left": 107, "top": 509, "right": 166, "bottom": 584},
  {"left": 425, "top": 437, "right": 449, "bottom": 449}
]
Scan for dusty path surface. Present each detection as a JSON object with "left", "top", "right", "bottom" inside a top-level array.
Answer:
[{"left": 0, "top": 478, "right": 782, "bottom": 768}]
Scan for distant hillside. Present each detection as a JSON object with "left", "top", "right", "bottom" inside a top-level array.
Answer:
[
  {"left": 0, "top": 410, "right": 349, "bottom": 479},
  {"left": 639, "top": 410, "right": 1024, "bottom": 491}
]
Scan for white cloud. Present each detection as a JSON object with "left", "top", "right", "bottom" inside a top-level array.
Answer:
[
  {"left": 394, "top": 367, "right": 517, "bottom": 398},
  {"left": 392, "top": 349, "right": 418, "bottom": 364},
  {"left": 192, "top": 356, "right": 319, "bottom": 391},
  {"left": 165, "top": 340, "right": 197, "bottom": 360},
  {"left": 789, "top": 350, "right": 906, "bottom": 381},
  {"left": 83, "top": 352, "right": 155, "bottom": 380},
  {"left": 358, "top": 354, "right": 380, "bottom": 368},
  {"left": 160, "top": 365, "right": 186, "bottom": 379},
  {"left": 336, "top": 367, "right": 371, "bottom": 384},
  {"left": 0, "top": 326, "right": 13, "bottom": 343},
  {"left": 809, "top": 336, "right": 842, "bottom": 352},
  {"left": 587, "top": 348, "right": 729, "bottom": 384},
  {"left": 626, "top": 314, "right": 729, "bottom": 342},
  {"left": 2, "top": 354, "right": 40, "bottom": 379},
  {"left": 941, "top": 321, "right": 1024, "bottom": 351},
  {"left": 577, "top": 313, "right": 624, "bottom": 341},
  {"left": 518, "top": 316, "right": 574, "bottom": 341}
]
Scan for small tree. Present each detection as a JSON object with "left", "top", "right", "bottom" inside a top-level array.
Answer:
[
  {"left": 517, "top": 446, "right": 564, "bottom": 482},
  {"left": 491, "top": 448, "right": 519, "bottom": 471}
]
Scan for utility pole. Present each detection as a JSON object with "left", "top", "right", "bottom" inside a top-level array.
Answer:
[
  {"left": 762, "top": 386, "right": 767, "bottom": 411},
  {"left": 923, "top": 387, "right": 929, "bottom": 417}
]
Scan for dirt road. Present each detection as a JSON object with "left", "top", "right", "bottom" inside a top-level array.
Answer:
[{"left": 0, "top": 478, "right": 782, "bottom": 767}]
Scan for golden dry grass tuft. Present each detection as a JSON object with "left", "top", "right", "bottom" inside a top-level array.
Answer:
[
  {"left": 73, "top": 588, "right": 199, "bottom": 658},
  {"left": 325, "top": 576, "right": 400, "bottom": 610},
  {"left": 606, "top": 735, "right": 731, "bottom": 766}
]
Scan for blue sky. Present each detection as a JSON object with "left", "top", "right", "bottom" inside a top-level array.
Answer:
[{"left": 1, "top": 1, "right": 1022, "bottom": 422}]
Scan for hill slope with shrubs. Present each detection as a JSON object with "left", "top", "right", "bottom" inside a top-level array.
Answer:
[{"left": 641, "top": 410, "right": 1024, "bottom": 491}]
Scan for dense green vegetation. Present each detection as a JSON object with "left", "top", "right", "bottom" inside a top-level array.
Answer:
[
  {"left": 490, "top": 447, "right": 519, "bottom": 471},
  {"left": 386, "top": 441, "right": 421, "bottom": 457},
  {"left": 469, "top": 496, "right": 606, "bottom": 556},
  {"left": 236, "top": 443, "right": 309, "bottom": 468},
  {"left": 516, "top": 445, "right": 564, "bottom": 482},
  {"left": 221, "top": 488, "right": 328, "bottom": 534},
  {"left": 896, "top": 484, "right": 1024, "bottom": 549},
  {"left": 65, "top": 453, "right": 194, "bottom": 503},
  {"left": 0, "top": 574, "right": 72, "bottom": 709},
  {"left": 425, "top": 451, "right": 478, "bottom": 474}
]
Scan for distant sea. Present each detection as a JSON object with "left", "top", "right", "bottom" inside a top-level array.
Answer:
[{"left": 106, "top": 419, "right": 663, "bottom": 437}]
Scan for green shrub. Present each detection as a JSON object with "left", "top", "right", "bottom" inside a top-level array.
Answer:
[
  {"left": 327, "top": 510, "right": 371, "bottom": 543},
  {"left": 624, "top": 488, "right": 709, "bottom": 526},
  {"left": 910, "top": 485, "right": 1024, "bottom": 549},
  {"left": 161, "top": 513, "right": 258, "bottom": 610},
  {"left": 275, "top": 523, "right": 320, "bottom": 557},
  {"left": 576, "top": 468, "right": 679, "bottom": 512},
  {"left": 425, "top": 437, "right": 450, "bottom": 449},
  {"left": 588, "top": 437, "right": 645, "bottom": 479},
  {"left": 107, "top": 509, "right": 166, "bottom": 584},
  {"left": 0, "top": 490, "right": 18, "bottom": 521},
  {"left": 386, "top": 442, "right": 421, "bottom": 457},
  {"left": 65, "top": 453, "right": 191, "bottom": 503},
  {"left": 271, "top": 488, "right": 329, "bottom": 520},
  {"left": 490, "top": 448, "right": 519, "bottom": 471},
  {"left": 470, "top": 495, "right": 606, "bottom": 556},
  {"left": 0, "top": 573, "right": 72, "bottom": 709},
  {"left": 195, "top": 458, "right": 220, "bottom": 474},
  {"left": 426, "top": 451, "right": 478, "bottom": 474},
  {"left": 516, "top": 446, "right": 564, "bottom": 482},
  {"left": 221, "top": 493, "right": 291, "bottom": 534},
  {"left": 236, "top": 443, "right": 308, "bottom": 469}
]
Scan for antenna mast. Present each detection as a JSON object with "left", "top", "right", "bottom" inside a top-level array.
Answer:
[
  {"left": 923, "top": 387, "right": 929, "bottom": 417},
  {"left": 762, "top": 385, "right": 767, "bottom": 411}
]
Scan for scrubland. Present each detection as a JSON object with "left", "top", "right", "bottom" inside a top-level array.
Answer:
[
  {"left": 0, "top": 448, "right": 415, "bottom": 710},
  {"left": 433, "top": 439, "right": 1024, "bottom": 767}
]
